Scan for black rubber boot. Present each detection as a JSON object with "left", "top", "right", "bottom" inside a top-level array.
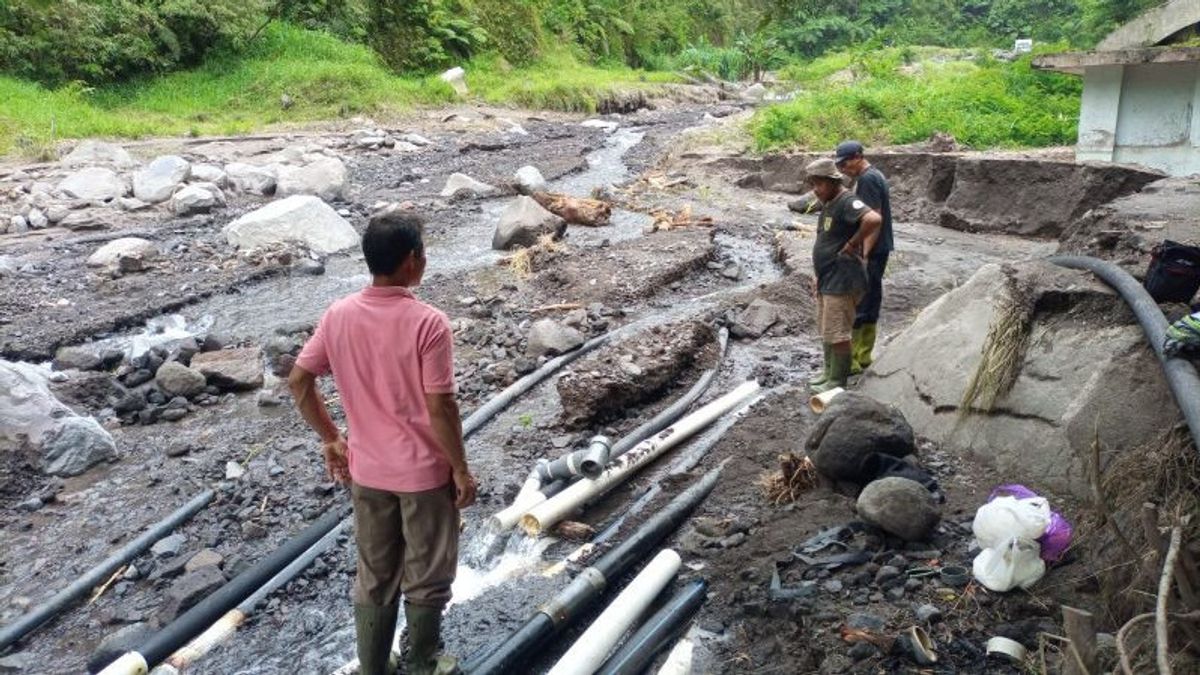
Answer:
[
  {"left": 355, "top": 603, "right": 398, "bottom": 675},
  {"left": 405, "top": 603, "right": 459, "bottom": 675}
]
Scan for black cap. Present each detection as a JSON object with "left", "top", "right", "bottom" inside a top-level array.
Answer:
[{"left": 834, "top": 140, "right": 865, "bottom": 164}]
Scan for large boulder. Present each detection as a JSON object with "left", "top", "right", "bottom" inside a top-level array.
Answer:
[
  {"left": 225, "top": 163, "right": 278, "bottom": 195},
  {"left": 492, "top": 196, "right": 566, "bottom": 250},
  {"left": 223, "top": 195, "right": 359, "bottom": 254},
  {"left": 858, "top": 261, "right": 1178, "bottom": 497},
  {"left": 86, "top": 237, "right": 158, "bottom": 268},
  {"left": 133, "top": 155, "right": 190, "bottom": 203},
  {"left": 514, "top": 166, "right": 547, "bottom": 195},
  {"left": 0, "top": 360, "right": 117, "bottom": 477},
  {"left": 805, "top": 391, "right": 915, "bottom": 483},
  {"left": 275, "top": 156, "right": 349, "bottom": 202},
  {"left": 526, "top": 319, "right": 585, "bottom": 358},
  {"left": 731, "top": 298, "right": 781, "bottom": 339},
  {"left": 62, "top": 140, "right": 136, "bottom": 168},
  {"left": 856, "top": 477, "right": 941, "bottom": 542},
  {"left": 57, "top": 167, "right": 128, "bottom": 202},
  {"left": 189, "top": 347, "right": 264, "bottom": 391},
  {"left": 155, "top": 361, "right": 207, "bottom": 398}
]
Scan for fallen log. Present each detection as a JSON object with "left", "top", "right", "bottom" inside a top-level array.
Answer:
[{"left": 532, "top": 191, "right": 612, "bottom": 226}]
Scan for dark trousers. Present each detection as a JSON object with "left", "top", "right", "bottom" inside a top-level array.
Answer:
[{"left": 855, "top": 252, "right": 889, "bottom": 327}]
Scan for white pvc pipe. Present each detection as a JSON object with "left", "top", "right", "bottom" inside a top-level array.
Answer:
[
  {"left": 809, "top": 386, "right": 844, "bottom": 413},
  {"left": 101, "top": 652, "right": 148, "bottom": 675},
  {"left": 491, "top": 475, "right": 546, "bottom": 530},
  {"left": 655, "top": 636, "right": 695, "bottom": 675},
  {"left": 546, "top": 549, "right": 682, "bottom": 675},
  {"left": 521, "top": 381, "right": 760, "bottom": 536}
]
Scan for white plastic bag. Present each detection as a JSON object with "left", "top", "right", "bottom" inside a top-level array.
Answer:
[
  {"left": 972, "top": 536, "right": 1046, "bottom": 592},
  {"left": 972, "top": 495, "right": 1051, "bottom": 549}
]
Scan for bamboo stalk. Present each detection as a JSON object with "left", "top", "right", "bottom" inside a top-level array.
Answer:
[{"left": 1157, "top": 527, "right": 1183, "bottom": 675}]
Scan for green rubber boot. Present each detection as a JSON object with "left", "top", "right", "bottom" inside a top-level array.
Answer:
[
  {"left": 813, "top": 349, "right": 852, "bottom": 393},
  {"left": 405, "top": 603, "right": 460, "bottom": 675},
  {"left": 808, "top": 343, "right": 832, "bottom": 388},
  {"left": 851, "top": 323, "right": 878, "bottom": 374},
  {"left": 355, "top": 603, "right": 399, "bottom": 675}
]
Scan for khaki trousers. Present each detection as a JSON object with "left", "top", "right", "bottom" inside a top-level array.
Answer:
[
  {"left": 350, "top": 482, "right": 459, "bottom": 609},
  {"left": 816, "top": 292, "right": 862, "bottom": 344}
]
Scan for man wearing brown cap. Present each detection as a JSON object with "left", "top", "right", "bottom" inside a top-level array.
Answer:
[
  {"left": 834, "top": 140, "right": 892, "bottom": 374},
  {"left": 804, "top": 157, "right": 882, "bottom": 392}
]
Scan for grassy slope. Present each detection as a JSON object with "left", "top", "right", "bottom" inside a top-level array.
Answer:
[
  {"left": 0, "top": 23, "right": 676, "bottom": 157},
  {"left": 750, "top": 47, "right": 1082, "bottom": 152}
]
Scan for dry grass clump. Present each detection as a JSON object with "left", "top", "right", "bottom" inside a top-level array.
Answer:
[
  {"left": 960, "top": 273, "right": 1035, "bottom": 414},
  {"left": 504, "top": 234, "right": 566, "bottom": 279},
  {"left": 760, "top": 453, "right": 818, "bottom": 505}
]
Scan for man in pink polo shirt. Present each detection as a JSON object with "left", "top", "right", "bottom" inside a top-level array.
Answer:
[{"left": 288, "top": 208, "right": 476, "bottom": 675}]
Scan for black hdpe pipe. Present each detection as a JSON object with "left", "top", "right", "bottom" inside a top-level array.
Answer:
[
  {"left": 462, "top": 333, "right": 610, "bottom": 437},
  {"left": 596, "top": 578, "right": 708, "bottom": 675},
  {"left": 0, "top": 489, "right": 215, "bottom": 652},
  {"left": 1050, "top": 256, "right": 1200, "bottom": 447},
  {"left": 465, "top": 464, "right": 723, "bottom": 675},
  {"left": 98, "top": 505, "right": 350, "bottom": 674},
  {"left": 534, "top": 327, "right": 730, "bottom": 501}
]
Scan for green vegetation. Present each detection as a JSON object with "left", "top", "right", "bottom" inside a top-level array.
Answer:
[{"left": 751, "top": 46, "right": 1082, "bottom": 151}]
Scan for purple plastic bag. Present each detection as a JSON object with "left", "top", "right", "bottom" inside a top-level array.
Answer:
[{"left": 988, "top": 484, "right": 1073, "bottom": 564}]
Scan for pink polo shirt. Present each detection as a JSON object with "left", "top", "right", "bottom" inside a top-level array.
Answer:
[{"left": 296, "top": 285, "right": 457, "bottom": 493}]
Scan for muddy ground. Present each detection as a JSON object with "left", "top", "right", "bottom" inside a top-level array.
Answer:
[{"left": 0, "top": 95, "right": 1124, "bottom": 675}]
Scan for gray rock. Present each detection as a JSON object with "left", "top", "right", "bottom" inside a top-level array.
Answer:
[
  {"left": 721, "top": 263, "right": 742, "bottom": 280},
  {"left": 189, "top": 347, "right": 263, "bottom": 391},
  {"left": 846, "top": 612, "right": 886, "bottom": 630},
  {"left": 117, "top": 197, "right": 150, "bottom": 212},
  {"left": 86, "top": 237, "right": 157, "bottom": 268},
  {"left": 731, "top": 298, "right": 780, "bottom": 339},
  {"left": 62, "top": 140, "right": 137, "bottom": 168},
  {"left": 440, "top": 172, "right": 497, "bottom": 199},
  {"left": 8, "top": 215, "right": 26, "bottom": 234},
  {"left": 858, "top": 261, "right": 1179, "bottom": 498},
  {"left": 151, "top": 533, "right": 186, "bottom": 558},
  {"left": 0, "top": 651, "right": 35, "bottom": 673},
  {"left": 225, "top": 162, "right": 278, "bottom": 195},
  {"left": 276, "top": 156, "right": 349, "bottom": 201},
  {"left": 57, "top": 167, "right": 128, "bottom": 202},
  {"left": 189, "top": 163, "right": 229, "bottom": 187},
  {"left": 16, "top": 497, "right": 43, "bottom": 512},
  {"left": 223, "top": 195, "right": 358, "bottom": 254},
  {"left": 133, "top": 155, "right": 190, "bottom": 203},
  {"left": 492, "top": 196, "right": 566, "bottom": 250},
  {"left": 60, "top": 211, "right": 108, "bottom": 231},
  {"left": 915, "top": 603, "right": 942, "bottom": 623},
  {"left": 87, "top": 622, "right": 155, "bottom": 673},
  {"left": 294, "top": 258, "right": 325, "bottom": 276},
  {"left": 170, "top": 184, "right": 223, "bottom": 216},
  {"left": 744, "top": 82, "right": 767, "bottom": 100},
  {"left": 184, "top": 548, "right": 224, "bottom": 573},
  {"left": 45, "top": 204, "right": 71, "bottom": 222},
  {"left": 26, "top": 208, "right": 48, "bottom": 229},
  {"left": 874, "top": 565, "right": 901, "bottom": 585},
  {"left": 155, "top": 361, "right": 207, "bottom": 398},
  {"left": 400, "top": 133, "right": 432, "bottom": 147},
  {"left": 41, "top": 416, "right": 117, "bottom": 476},
  {"left": 856, "top": 477, "right": 941, "bottom": 542},
  {"left": 526, "top": 319, "right": 585, "bottom": 358},
  {"left": 514, "top": 165, "right": 546, "bottom": 195},
  {"left": 53, "top": 346, "right": 103, "bottom": 371},
  {"left": 160, "top": 407, "right": 188, "bottom": 422},
  {"left": 163, "top": 566, "right": 226, "bottom": 619},
  {"left": 806, "top": 391, "right": 914, "bottom": 482}
]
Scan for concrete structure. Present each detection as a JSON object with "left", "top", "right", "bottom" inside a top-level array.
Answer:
[{"left": 1035, "top": 0, "right": 1200, "bottom": 176}]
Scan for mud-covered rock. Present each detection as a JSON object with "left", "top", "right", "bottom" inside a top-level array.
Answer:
[
  {"left": 62, "top": 140, "right": 136, "bottom": 168},
  {"left": 133, "top": 155, "right": 190, "bottom": 203},
  {"left": 440, "top": 172, "right": 497, "bottom": 199},
  {"left": 52, "top": 346, "right": 105, "bottom": 372},
  {"left": 223, "top": 195, "right": 358, "bottom": 254},
  {"left": 57, "top": 167, "right": 128, "bottom": 202},
  {"left": 856, "top": 477, "right": 941, "bottom": 541},
  {"left": 557, "top": 320, "right": 716, "bottom": 429},
  {"left": 190, "top": 347, "right": 264, "bottom": 391},
  {"left": 163, "top": 566, "right": 227, "bottom": 619},
  {"left": 155, "top": 361, "right": 207, "bottom": 398},
  {"left": 226, "top": 162, "right": 278, "bottom": 195},
  {"left": 731, "top": 298, "right": 781, "bottom": 339},
  {"left": 526, "top": 319, "right": 585, "bottom": 358},
  {"left": 492, "top": 196, "right": 566, "bottom": 250},
  {"left": 805, "top": 391, "right": 914, "bottom": 483},
  {"left": 41, "top": 416, "right": 118, "bottom": 476},
  {"left": 87, "top": 622, "right": 155, "bottom": 673},
  {"left": 86, "top": 237, "right": 158, "bottom": 269}
]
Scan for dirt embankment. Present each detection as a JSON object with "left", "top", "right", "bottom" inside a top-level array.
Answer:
[{"left": 725, "top": 151, "right": 1165, "bottom": 237}]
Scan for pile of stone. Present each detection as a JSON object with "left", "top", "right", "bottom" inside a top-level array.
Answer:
[{"left": 343, "top": 128, "right": 431, "bottom": 153}]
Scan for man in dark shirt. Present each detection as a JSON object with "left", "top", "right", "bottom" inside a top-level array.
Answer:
[
  {"left": 835, "top": 140, "right": 892, "bottom": 374},
  {"left": 805, "top": 158, "right": 882, "bottom": 392}
]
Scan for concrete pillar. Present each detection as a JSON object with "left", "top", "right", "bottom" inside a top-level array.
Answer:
[{"left": 1077, "top": 65, "right": 1123, "bottom": 163}]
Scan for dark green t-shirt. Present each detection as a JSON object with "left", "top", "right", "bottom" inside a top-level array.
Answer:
[{"left": 812, "top": 190, "right": 871, "bottom": 295}]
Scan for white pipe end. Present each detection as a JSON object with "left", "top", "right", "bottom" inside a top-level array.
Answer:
[{"left": 98, "top": 652, "right": 149, "bottom": 675}]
